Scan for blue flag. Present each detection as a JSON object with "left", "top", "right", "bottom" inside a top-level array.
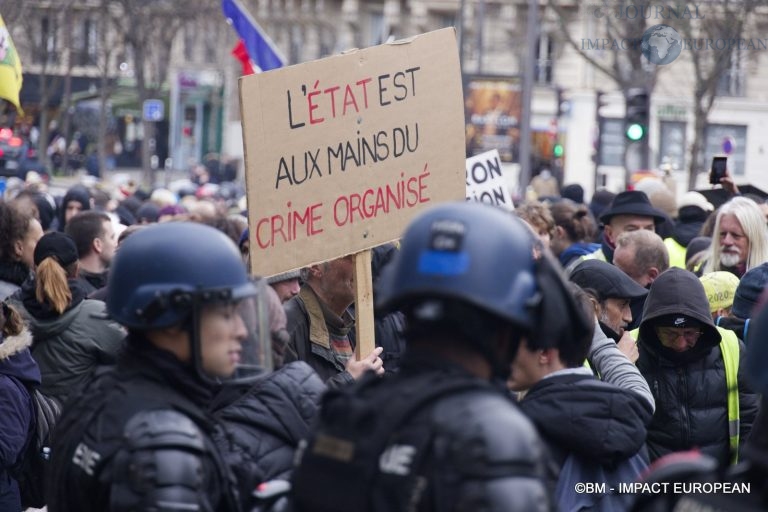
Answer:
[{"left": 222, "top": 0, "right": 285, "bottom": 72}]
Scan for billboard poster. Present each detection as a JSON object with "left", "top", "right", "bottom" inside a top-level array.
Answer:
[{"left": 464, "top": 76, "right": 521, "bottom": 163}]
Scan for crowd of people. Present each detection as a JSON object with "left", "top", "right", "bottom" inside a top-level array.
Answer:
[{"left": 1, "top": 171, "right": 768, "bottom": 511}]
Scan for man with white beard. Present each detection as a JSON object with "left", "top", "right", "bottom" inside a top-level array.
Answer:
[{"left": 702, "top": 197, "right": 768, "bottom": 278}]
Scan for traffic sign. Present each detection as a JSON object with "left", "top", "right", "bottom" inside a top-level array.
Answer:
[
  {"left": 143, "top": 99, "right": 164, "bottom": 122},
  {"left": 722, "top": 136, "right": 735, "bottom": 155}
]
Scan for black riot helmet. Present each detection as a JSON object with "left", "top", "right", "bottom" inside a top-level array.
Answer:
[
  {"left": 107, "top": 222, "right": 271, "bottom": 384},
  {"left": 377, "top": 202, "right": 591, "bottom": 379}
]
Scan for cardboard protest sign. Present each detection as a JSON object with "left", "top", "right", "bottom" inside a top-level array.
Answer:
[
  {"left": 240, "top": 28, "right": 466, "bottom": 277},
  {"left": 465, "top": 149, "right": 514, "bottom": 211}
]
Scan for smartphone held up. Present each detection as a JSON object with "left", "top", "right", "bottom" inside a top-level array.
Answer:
[{"left": 710, "top": 156, "right": 727, "bottom": 185}]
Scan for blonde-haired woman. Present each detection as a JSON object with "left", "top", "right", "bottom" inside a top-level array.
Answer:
[{"left": 13, "top": 232, "right": 125, "bottom": 404}]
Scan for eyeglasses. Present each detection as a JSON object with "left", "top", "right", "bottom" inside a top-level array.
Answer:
[{"left": 655, "top": 327, "right": 702, "bottom": 344}]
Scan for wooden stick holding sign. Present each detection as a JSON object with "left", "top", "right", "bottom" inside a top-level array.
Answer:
[{"left": 353, "top": 249, "right": 375, "bottom": 361}]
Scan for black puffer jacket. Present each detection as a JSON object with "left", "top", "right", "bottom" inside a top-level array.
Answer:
[
  {"left": 212, "top": 361, "right": 326, "bottom": 509},
  {"left": 637, "top": 268, "right": 759, "bottom": 467},
  {"left": 520, "top": 370, "right": 652, "bottom": 472}
]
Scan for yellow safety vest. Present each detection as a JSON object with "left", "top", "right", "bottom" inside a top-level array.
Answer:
[
  {"left": 589, "top": 248, "right": 607, "bottom": 262},
  {"left": 718, "top": 327, "right": 741, "bottom": 465},
  {"left": 630, "top": 326, "right": 741, "bottom": 464},
  {"left": 663, "top": 237, "right": 687, "bottom": 269},
  {"left": 583, "top": 359, "right": 601, "bottom": 380}
]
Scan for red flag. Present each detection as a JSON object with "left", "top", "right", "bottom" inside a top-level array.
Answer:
[{"left": 231, "top": 40, "right": 255, "bottom": 76}]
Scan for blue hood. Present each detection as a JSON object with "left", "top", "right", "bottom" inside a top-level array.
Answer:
[{"left": 560, "top": 242, "right": 601, "bottom": 267}]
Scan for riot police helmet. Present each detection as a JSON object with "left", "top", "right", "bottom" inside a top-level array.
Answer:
[
  {"left": 107, "top": 222, "right": 270, "bottom": 383},
  {"left": 377, "top": 202, "right": 591, "bottom": 378},
  {"left": 377, "top": 201, "right": 540, "bottom": 331}
]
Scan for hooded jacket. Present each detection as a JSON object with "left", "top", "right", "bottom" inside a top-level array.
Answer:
[
  {"left": 520, "top": 368, "right": 652, "bottom": 471},
  {"left": 15, "top": 279, "right": 125, "bottom": 404},
  {"left": 56, "top": 185, "right": 91, "bottom": 232},
  {"left": 671, "top": 206, "right": 708, "bottom": 248},
  {"left": 559, "top": 242, "right": 601, "bottom": 268},
  {"left": 637, "top": 268, "right": 759, "bottom": 467},
  {"left": 0, "top": 329, "right": 40, "bottom": 511}
]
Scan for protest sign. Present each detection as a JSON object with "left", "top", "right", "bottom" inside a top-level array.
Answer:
[
  {"left": 240, "top": 28, "right": 466, "bottom": 278},
  {"left": 465, "top": 149, "right": 514, "bottom": 211}
]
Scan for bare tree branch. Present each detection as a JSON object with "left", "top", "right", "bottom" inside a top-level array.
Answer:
[{"left": 676, "top": 0, "right": 757, "bottom": 189}]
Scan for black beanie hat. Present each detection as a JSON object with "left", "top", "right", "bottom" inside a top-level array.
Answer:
[{"left": 34, "top": 232, "right": 79, "bottom": 267}]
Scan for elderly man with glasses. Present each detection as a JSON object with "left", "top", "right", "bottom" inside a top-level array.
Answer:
[{"left": 636, "top": 268, "right": 759, "bottom": 468}]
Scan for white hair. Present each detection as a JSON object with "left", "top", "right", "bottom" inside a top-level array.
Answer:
[{"left": 703, "top": 196, "right": 768, "bottom": 274}]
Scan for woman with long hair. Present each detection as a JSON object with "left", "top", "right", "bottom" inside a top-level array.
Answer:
[{"left": 13, "top": 232, "right": 125, "bottom": 404}]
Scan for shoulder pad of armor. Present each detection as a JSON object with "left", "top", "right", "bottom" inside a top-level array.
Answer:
[
  {"left": 110, "top": 410, "right": 213, "bottom": 511},
  {"left": 123, "top": 409, "right": 205, "bottom": 452}
]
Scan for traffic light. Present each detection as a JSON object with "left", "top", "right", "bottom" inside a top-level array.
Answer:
[
  {"left": 625, "top": 88, "right": 649, "bottom": 142},
  {"left": 553, "top": 142, "right": 564, "bottom": 158},
  {"left": 556, "top": 87, "right": 566, "bottom": 118},
  {"left": 593, "top": 90, "right": 606, "bottom": 166},
  {"left": 595, "top": 90, "right": 607, "bottom": 120}
]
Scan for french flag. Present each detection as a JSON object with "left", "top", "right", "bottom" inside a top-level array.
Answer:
[{"left": 222, "top": 0, "right": 285, "bottom": 74}]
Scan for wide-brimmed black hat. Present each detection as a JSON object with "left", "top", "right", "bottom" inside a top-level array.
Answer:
[{"left": 599, "top": 190, "right": 668, "bottom": 225}]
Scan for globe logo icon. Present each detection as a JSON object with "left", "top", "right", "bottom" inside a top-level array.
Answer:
[{"left": 641, "top": 24, "right": 682, "bottom": 65}]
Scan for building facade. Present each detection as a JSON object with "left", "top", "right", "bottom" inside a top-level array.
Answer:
[{"left": 8, "top": 1, "right": 768, "bottom": 196}]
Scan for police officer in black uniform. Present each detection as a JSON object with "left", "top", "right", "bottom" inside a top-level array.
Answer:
[
  {"left": 47, "top": 222, "right": 272, "bottom": 512},
  {"left": 290, "top": 202, "right": 592, "bottom": 511}
]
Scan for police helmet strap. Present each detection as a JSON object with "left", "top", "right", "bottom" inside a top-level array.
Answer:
[{"left": 187, "top": 292, "right": 210, "bottom": 385}]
